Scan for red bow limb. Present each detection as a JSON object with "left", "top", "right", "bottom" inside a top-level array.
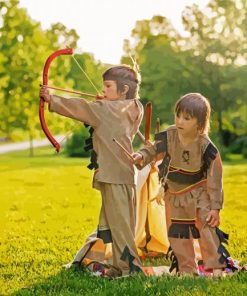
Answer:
[
  {"left": 145, "top": 102, "right": 152, "bottom": 142},
  {"left": 39, "top": 48, "right": 73, "bottom": 152}
]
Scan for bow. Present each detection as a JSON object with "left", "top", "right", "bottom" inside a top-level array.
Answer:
[
  {"left": 39, "top": 48, "right": 102, "bottom": 152},
  {"left": 39, "top": 48, "right": 74, "bottom": 152}
]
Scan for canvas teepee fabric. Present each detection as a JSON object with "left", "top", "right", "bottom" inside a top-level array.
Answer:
[{"left": 135, "top": 163, "right": 170, "bottom": 255}]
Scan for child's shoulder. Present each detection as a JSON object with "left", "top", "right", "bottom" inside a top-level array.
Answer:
[
  {"left": 165, "top": 125, "right": 177, "bottom": 139},
  {"left": 199, "top": 133, "right": 214, "bottom": 146},
  {"left": 199, "top": 134, "right": 218, "bottom": 157},
  {"left": 166, "top": 125, "right": 177, "bottom": 133},
  {"left": 154, "top": 125, "right": 176, "bottom": 142}
]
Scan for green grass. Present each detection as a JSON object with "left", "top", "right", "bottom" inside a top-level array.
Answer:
[{"left": 0, "top": 147, "right": 247, "bottom": 295}]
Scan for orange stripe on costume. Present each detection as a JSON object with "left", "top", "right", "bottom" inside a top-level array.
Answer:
[{"left": 168, "top": 179, "right": 207, "bottom": 195}]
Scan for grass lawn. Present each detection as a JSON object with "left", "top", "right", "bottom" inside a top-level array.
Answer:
[{"left": 0, "top": 147, "right": 247, "bottom": 295}]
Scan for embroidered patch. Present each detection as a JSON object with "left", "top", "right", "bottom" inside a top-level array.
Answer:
[{"left": 182, "top": 150, "right": 190, "bottom": 164}]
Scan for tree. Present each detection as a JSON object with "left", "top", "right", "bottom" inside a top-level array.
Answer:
[
  {"left": 181, "top": 0, "right": 247, "bottom": 142},
  {"left": 122, "top": 1, "right": 247, "bottom": 146},
  {"left": 0, "top": 0, "right": 105, "bottom": 156},
  {"left": 122, "top": 16, "right": 184, "bottom": 129}
]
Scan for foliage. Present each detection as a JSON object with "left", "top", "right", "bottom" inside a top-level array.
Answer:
[
  {"left": 229, "top": 135, "right": 247, "bottom": 157},
  {"left": 0, "top": 0, "right": 106, "bottom": 156},
  {"left": 122, "top": 0, "right": 247, "bottom": 149},
  {"left": 0, "top": 148, "right": 247, "bottom": 295},
  {"left": 242, "top": 147, "right": 247, "bottom": 159},
  {"left": 65, "top": 126, "right": 91, "bottom": 157},
  {"left": 67, "top": 52, "right": 106, "bottom": 96},
  {"left": 0, "top": 0, "right": 246, "bottom": 157},
  {"left": 0, "top": 0, "right": 79, "bottom": 144}
]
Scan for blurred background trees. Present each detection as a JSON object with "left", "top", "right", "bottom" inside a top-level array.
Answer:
[
  {"left": 122, "top": 0, "right": 247, "bottom": 157},
  {"left": 0, "top": 0, "right": 104, "bottom": 155},
  {"left": 0, "top": 0, "right": 246, "bottom": 158}
]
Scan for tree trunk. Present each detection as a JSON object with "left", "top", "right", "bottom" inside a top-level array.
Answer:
[
  {"left": 29, "top": 131, "right": 34, "bottom": 157},
  {"left": 217, "top": 109, "right": 223, "bottom": 145}
]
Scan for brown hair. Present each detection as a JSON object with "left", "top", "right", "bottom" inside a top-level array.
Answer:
[
  {"left": 175, "top": 93, "right": 211, "bottom": 134},
  {"left": 102, "top": 65, "right": 140, "bottom": 100}
]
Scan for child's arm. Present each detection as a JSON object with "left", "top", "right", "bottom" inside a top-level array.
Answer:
[
  {"left": 132, "top": 131, "right": 167, "bottom": 169},
  {"left": 132, "top": 142, "right": 165, "bottom": 169},
  {"left": 40, "top": 86, "right": 100, "bottom": 127},
  {"left": 206, "top": 152, "right": 224, "bottom": 227},
  {"left": 133, "top": 143, "right": 156, "bottom": 166},
  {"left": 132, "top": 130, "right": 168, "bottom": 169}
]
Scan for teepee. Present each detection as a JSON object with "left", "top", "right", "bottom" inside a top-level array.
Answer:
[{"left": 135, "top": 107, "right": 169, "bottom": 256}]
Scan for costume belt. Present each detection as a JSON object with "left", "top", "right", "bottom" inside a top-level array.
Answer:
[{"left": 167, "top": 166, "right": 205, "bottom": 184}]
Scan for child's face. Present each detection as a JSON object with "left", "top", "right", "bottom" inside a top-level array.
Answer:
[
  {"left": 175, "top": 112, "right": 199, "bottom": 137},
  {"left": 102, "top": 80, "right": 121, "bottom": 100}
]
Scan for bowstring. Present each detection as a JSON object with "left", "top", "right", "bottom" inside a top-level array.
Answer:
[
  {"left": 71, "top": 54, "right": 101, "bottom": 94},
  {"left": 58, "top": 50, "right": 101, "bottom": 148}
]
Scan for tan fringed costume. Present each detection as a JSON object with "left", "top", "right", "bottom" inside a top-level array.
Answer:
[
  {"left": 138, "top": 125, "right": 226, "bottom": 274},
  {"left": 49, "top": 95, "right": 143, "bottom": 275}
]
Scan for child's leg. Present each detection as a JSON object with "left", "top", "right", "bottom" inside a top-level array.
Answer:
[
  {"left": 169, "top": 237, "right": 198, "bottom": 274},
  {"left": 96, "top": 195, "right": 113, "bottom": 246},
  {"left": 100, "top": 183, "right": 142, "bottom": 275},
  {"left": 197, "top": 191, "right": 226, "bottom": 270},
  {"left": 167, "top": 193, "right": 199, "bottom": 274}
]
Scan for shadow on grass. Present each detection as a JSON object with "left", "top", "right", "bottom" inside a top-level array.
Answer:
[{"left": 11, "top": 266, "right": 247, "bottom": 296}]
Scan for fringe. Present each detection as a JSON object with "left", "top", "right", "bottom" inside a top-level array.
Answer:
[
  {"left": 166, "top": 246, "right": 179, "bottom": 273},
  {"left": 121, "top": 246, "right": 142, "bottom": 273},
  {"left": 168, "top": 223, "right": 200, "bottom": 239},
  {"left": 84, "top": 124, "right": 99, "bottom": 170}
]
